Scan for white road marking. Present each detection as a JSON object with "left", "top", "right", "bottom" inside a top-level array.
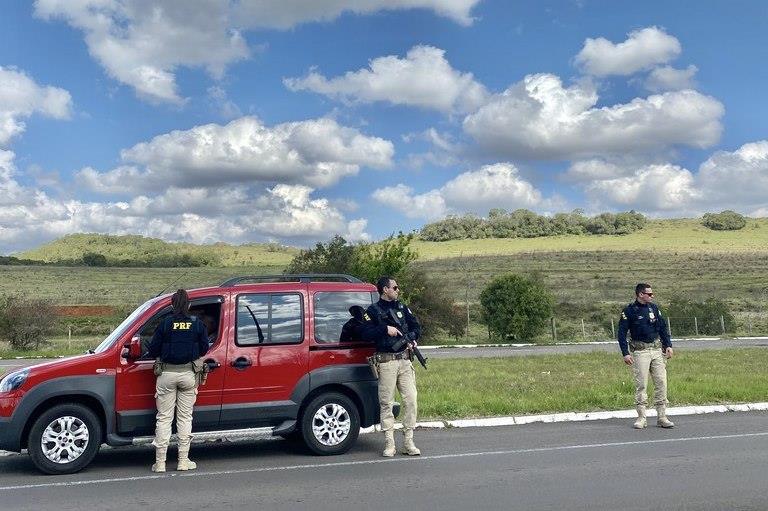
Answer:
[{"left": 2, "top": 431, "right": 768, "bottom": 491}]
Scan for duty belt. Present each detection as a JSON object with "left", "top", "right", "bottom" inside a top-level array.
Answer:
[
  {"left": 629, "top": 339, "right": 662, "bottom": 351},
  {"left": 375, "top": 351, "right": 411, "bottom": 362},
  {"left": 162, "top": 362, "right": 194, "bottom": 372}
]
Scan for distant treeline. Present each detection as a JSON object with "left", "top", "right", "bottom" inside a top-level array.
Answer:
[
  {"left": 419, "top": 209, "right": 647, "bottom": 241},
  {"left": 0, "top": 252, "right": 220, "bottom": 267}
]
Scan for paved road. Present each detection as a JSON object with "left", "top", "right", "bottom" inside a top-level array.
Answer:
[
  {"left": 1, "top": 412, "right": 768, "bottom": 510},
  {"left": 3, "top": 338, "right": 768, "bottom": 372}
]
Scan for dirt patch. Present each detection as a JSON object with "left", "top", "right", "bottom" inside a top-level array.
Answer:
[{"left": 54, "top": 305, "right": 117, "bottom": 317}]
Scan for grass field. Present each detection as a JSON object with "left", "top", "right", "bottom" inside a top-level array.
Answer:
[
  {"left": 4, "top": 218, "right": 768, "bottom": 343},
  {"left": 412, "top": 218, "right": 768, "bottom": 259},
  {"left": 417, "top": 348, "right": 768, "bottom": 419},
  {"left": 3, "top": 349, "right": 765, "bottom": 419}
]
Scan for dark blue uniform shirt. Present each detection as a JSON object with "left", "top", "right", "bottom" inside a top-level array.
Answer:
[
  {"left": 360, "top": 299, "right": 421, "bottom": 353},
  {"left": 617, "top": 301, "right": 672, "bottom": 356},
  {"left": 148, "top": 313, "right": 210, "bottom": 364}
]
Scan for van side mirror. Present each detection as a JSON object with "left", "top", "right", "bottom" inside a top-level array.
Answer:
[{"left": 123, "top": 336, "right": 143, "bottom": 360}]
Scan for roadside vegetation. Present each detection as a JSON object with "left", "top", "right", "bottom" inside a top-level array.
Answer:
[
  {"left": 3, "top": 349, "right": 767, "bottom": 420},
  {"left": 417, "top": 348, "right": 768, "bottom": 419}
]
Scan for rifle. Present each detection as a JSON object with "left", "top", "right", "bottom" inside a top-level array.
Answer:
[{"left": 391, "top": 332, "right": 428, "bottom": 369}]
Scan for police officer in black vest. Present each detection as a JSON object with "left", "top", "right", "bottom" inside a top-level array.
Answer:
[
  {"left": 361, "top": 276, "right": 422, "bottom": 457},
  {"left": 147, "top": 289, "right": 209, "bottom": 472},
  {"left": 618, "top": 283, "right": 675, "bottom": 429}
]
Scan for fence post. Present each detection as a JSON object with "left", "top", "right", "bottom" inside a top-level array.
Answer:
[
  {"left": 694, "top": 317, "right": 698, "bottom": 336},
  {"left": 68, "top": 326, "right": 72, "bottom": 350},
  {"left": 551, "top": 317, "right": 557, "bottom": 343},
  {"left": 720, "top": 315, "right": 726, "bottom": 334},
  {"left": 748, "top": 318, "right": 753, "bottom": 335},
  {"left": 581, "top": 318, "right": 586, "bottom": 340},
  {"left": 610, "top": 317, "right": 615, "bottom": 339},
  {"left": 667, "top": 317, "right": 672, "bottom": 338}
]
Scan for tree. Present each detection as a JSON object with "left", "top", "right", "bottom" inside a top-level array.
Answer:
[
  {"left": 350, "top": 233, "right": 419, "bottom": 284},
  {"left": 479, "top": 274, "right": 554, "bottom": 341},
  {"left": 284, "top": 235, "right": 357, "bottom": 275},
  {"left": 702, "top": 210, "right": 747, "bottom": 231},
  {"left": 82, "top": 252, "right": 108, "bottom": 266},
  {"left": 0, "top": 295, "right": 58, "bottom": 350}
]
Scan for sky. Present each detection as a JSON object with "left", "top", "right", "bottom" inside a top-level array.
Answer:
[{"left": 1, "top": 0, "right": 767, "bottom": 254}]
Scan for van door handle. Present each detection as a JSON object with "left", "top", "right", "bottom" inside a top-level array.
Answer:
[
  {"left": 204, "top": 359, "right": 221, "bottom": 371},
  {"left": 231, "top": 357, "right": 252, "bottom": 370}
]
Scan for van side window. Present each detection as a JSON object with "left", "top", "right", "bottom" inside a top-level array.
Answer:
[
  {"left": 138, "top": 297, "right": 223, "bottom": 358},
  {"left": 313, "top": 291, "right": 375, "bottom": 343},
  {"left": 236, "top": 293, "right": 303, "bottom": 346}
]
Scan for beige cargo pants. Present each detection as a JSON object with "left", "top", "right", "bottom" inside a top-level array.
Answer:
[
  {"left": 153, "top": 368, "right": 198, "bottom": 450},
  {"left": 631, "top": 347, "right": 668, "bottom": 408},
  {"left": 377, "top": 359, "right": 417, "bottom": 432}
]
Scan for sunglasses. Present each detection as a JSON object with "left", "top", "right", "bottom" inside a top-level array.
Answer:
[
  {"left": 642, "top": 291, "right": 654, "bottom": 297},
  {"left": 391, "top": 286, "right": 399, "bottom": 291}
]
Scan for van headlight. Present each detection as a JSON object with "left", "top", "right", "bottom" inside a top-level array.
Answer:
[{"left": 0, "top": 369, "right": 29, "bottom": 393}]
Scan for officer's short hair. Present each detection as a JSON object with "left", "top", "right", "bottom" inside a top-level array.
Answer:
[
  {"left": 171, "top": 289, "right": 190, "bottom": 316},
  {"left": 376, "top": 276, "right": 394, "bottom": 295},
  {"left": 635, "top": 283, "right": 651, "bottom": 296}
]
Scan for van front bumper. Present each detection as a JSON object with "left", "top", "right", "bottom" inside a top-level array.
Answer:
[{"left": 0, "top": 416, "right": 21, "bottom": 452}]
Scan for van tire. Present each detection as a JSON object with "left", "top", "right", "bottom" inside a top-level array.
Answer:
[
  {"left": 300, "top": 392, "right": 360, "bottom": 455},
  {"left": 28, "top": 403, "right": 102, "bottom": 475}
]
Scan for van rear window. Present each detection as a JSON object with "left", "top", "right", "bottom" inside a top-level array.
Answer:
[{"left": 313, "top": 291, "right": 375, "bottom": 343}]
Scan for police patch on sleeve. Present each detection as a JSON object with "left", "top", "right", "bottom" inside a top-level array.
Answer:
[
  {"left": 363, "top": 313, "right": 371, "bottom": 321},
  {"left": 621, "top": 312, "right": 627, "bottom": 320}
]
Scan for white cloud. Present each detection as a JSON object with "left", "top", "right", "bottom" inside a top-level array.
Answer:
[
  {"left": 644, "top": 65, "right": 698, "bottom": 92},
  {"left": 0, "top": 66, "right": 73, "bottom": 147},
  {"left": 234, "top": 0, "right": 481, "bottom": 29},
  {"left": 372, "top": 184, "right": 448, "bottom": 220},
  {"left": 34, "top": 0, "right": 250, "bottom": 104},
  {"left": 583, "top": 163, "right": 700, "bottom": 211},
  {"left": 372, "top": 163, "right": 545, "bottom": 220},
  {"left": 285, "top": 45, "right": 488, "bottom": 114},
  {"left": 462, "top": 73, "right": 724, "bottom": 160},
  {"left": 76, "top": 116, "right": 394, "bottom": 193},
  {"left": 35, "top": 0, "right": 479, "bottom": 104},
  {"left": 575, "top": 26, "right": 681, "bottom": 77},
  {"left": 697, "top": 141, "right": 768, "bottom": 206},
  {"left": 1, "top": 155, "right": 369, "bottom": 252},
  {"left": 573, "top": 141, "right": 768, "bottom": 214}
]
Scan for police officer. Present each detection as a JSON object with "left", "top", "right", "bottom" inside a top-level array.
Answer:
[
  {"left": 618, "top": 283, "right": 675, "bottom": 429},
  {"left": 147, "top": 289, "right": 210, "bottom": 472},
  {"left": 361, "top": 276, "right": 422, "bottom": 457}
]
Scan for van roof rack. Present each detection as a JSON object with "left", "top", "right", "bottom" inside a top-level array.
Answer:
[{"left": 220, "top": 274, "right": 363, "bottom": 287}]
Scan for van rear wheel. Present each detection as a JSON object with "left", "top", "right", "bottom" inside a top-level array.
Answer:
[
  {"left": 28, "top": 403, "right": 102, "bottom": 475},
  {"left": 300, "top": 392, "right": 360, "bottom": 455}
]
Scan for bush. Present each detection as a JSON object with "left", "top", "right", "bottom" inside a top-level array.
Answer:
[
  {"left": 419, "top": 209, "right": 645, "bottom": 241},
  {"left": 666, "top": 296, "right": 735, "bottom": 335},
  {"left": 702, "top": 210, "right": 747, "bottom": 231},
  {"left": 82, "top": 252, "right": 108, "bottom": 266},
  {"left": 0, "top": 295, "right": 58, "bottom": 350},
  {"left": 479, "top": 274, "right": 554, "bottom": 342}
]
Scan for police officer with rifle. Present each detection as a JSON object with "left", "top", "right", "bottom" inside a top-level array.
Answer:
[{"left": 361, "top": 276, "right": 425, "bottom": 457}]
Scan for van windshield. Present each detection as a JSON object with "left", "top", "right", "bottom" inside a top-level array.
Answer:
[{"left": 93, "top": 298, "right": 159, "bottom": 353}]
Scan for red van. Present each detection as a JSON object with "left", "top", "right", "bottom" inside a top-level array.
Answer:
[{"left": 0, "top": 274, "right": 388, "bottom": 474}]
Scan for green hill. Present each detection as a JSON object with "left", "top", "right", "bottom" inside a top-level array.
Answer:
[{"left": 18, "top": 233, "right": 298, "bottom": 267}]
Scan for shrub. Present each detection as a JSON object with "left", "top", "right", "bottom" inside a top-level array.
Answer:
[
  {"left": 479, "top": 274, "right": 555, "bottom": 341},
  {"left": 0, "top": 295, "right": 58, "bottom": 350},
  {"left": 702, "top": 210, "right": 747, "bottom": 231},
  {"left": 666, "top": 296, "right": 735, "bottom": 335},
  {"left": 82, "top": 252, "right": 108, "bottom": 266}
]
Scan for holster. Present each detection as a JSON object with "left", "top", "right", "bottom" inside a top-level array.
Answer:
[
  {"left": 191, "top": 358, "right": 210, "bottom": 386},
  {"left": 366, "top": 355, "right": 379, "bottom": 380},
  {"left": 152, "top": 360, "right": 164, "bottom": 377}
]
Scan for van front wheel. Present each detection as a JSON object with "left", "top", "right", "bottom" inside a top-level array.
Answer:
[
  {"left": 300, "top": 392, "right": 360, "bottom": 455},
  {"left": 28, "top": 403, "right": 102, "bottom": 475}
]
